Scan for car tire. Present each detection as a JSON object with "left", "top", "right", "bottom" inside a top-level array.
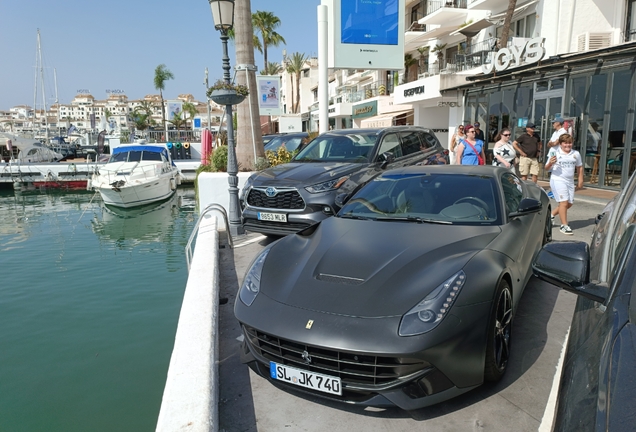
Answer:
[
  {"left": 543, "top": 206, "right": 552, "bottom": 245},
  {"left": 484, "top": 279, "right": 513, "bottom": 382}
]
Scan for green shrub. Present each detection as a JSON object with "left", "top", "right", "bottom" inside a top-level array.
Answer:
[{"left": 212, "top": 145, "right": 228, "bottom": 172}]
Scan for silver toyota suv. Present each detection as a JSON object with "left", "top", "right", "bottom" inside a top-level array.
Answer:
[{"left": 241, "top": 127, "right": 449, "bottom": 236}]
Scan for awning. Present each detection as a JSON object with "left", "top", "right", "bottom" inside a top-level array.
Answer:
[
  {"left": 360, "top": 110, "right": 414, "bottom": 128},
  {"left": 449, "top": 18, "right": 493, "bottom": 38}
]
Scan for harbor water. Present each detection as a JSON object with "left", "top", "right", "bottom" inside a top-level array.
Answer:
[{"left": 0, "top": 187, "right": 197, "bottom": 431}]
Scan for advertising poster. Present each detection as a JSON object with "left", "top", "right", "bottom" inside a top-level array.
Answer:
[
  {"left": 257, "top": 76, "right": 281, "bottom": 116},
  {"left": 324, "top": 0, "right": 404, "bottom": 70},
  {"left": 167, "top": 101, "right": 183, "bottom": 121},
  {"left": 341, "top": 0, "right": 398, "bottom": 45}
]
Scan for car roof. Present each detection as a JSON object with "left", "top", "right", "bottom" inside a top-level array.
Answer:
[
  {"left": 323, "top": 126, "right": 435, "bottom": 136},
  {"left": 380, "top": 165, "right": 507, "bottom": 177}
]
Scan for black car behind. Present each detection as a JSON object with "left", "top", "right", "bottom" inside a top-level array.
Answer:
[
  {"left": 241, "top": 126, "right": 448, "bottom": 236},
  {"left": 533, "top": 172, "right": 636, "bottom": 431}
]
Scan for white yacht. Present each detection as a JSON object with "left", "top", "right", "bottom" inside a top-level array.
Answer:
[{"left": 91, "top": 143, "right": 180, "bottom": 208}]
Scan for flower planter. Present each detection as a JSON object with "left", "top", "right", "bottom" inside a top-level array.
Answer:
[{"left": 209, "top": 89, "right": 246, "bottom": 106}]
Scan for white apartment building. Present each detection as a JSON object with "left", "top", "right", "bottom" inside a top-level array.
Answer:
[{"left": 307, "top": 0, "right": 636, "bottom": 190}]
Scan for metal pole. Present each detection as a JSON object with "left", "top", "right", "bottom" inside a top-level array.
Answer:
[
  {"left": 205, "top": 68, "right": 211, "bottom": 130},
  {"left": 318, "top": 5, "right": 329, "bottom": 134},
  {"left": 221, "top": 30, "right": 245, "bottom": 236}
]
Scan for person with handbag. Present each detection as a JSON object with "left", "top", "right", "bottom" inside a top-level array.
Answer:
[
  {"left": 492, "top": 128, "right": 516, "bottom": 170},
  {"left": 456, "top": 124, "right": 486, "bottom": 165}
]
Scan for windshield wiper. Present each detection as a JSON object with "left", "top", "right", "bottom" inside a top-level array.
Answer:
[
  {"left": 375, "top": 216, "right": 452, "bottom": 224},
  {"left": 338, "top": 213, "right": 372, "bottom": 220}
]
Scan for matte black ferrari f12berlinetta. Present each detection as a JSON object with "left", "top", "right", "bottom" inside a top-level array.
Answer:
[{"left": 235, "top": 165, "right": 551, "bottom": 410}]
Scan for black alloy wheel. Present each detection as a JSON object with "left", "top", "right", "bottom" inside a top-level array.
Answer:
[{"left": 484, "top": 280, "right": 513, "bottom": 382}]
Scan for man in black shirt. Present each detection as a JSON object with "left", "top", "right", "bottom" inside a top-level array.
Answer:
[
  {"left": 512, "top": 122, "right": 542, "bottom": 183},
  {"left": 474, "top": 122, "right": 485, "bottom": 142}
]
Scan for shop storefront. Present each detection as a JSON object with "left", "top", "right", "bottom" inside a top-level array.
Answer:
[
  {"left": 452, "top": 42, "right": 636, "bottom": 190},
  {"left": 352, "top": 99, "right": 414, "bottom": 129},
  {"left": 393, "top": 77, "right": 463, "bottom": 150}
]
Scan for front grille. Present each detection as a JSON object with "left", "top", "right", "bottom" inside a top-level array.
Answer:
[
  {"left": 247, "top": 189, "right": 305, "bottom": 209},
  {"left": 243, "top": 326, "right": 429, "bottom": 387},
  {"left": 243, "top": 219, "right": 311, "bottom": 235}
]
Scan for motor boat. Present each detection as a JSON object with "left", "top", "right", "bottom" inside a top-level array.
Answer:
[{"left": 91, "top": 143, "right": 180, "bottom": 208}]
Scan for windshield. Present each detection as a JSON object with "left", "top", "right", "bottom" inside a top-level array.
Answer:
[
  {"left": 338, "top": 173, "right": 500, "bottom": 225},
  {"left": 265, "top": 135, "right": 305, "bottom": 153},
  {"left": 293, "top": 132, "right": 376, "bottom": 162}
]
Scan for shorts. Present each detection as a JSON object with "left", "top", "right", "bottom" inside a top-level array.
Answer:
[
  {"left": 550, "top": 178, "right": 575, "bottom": 203},
  {"left": 518, "top": 156, "right": 540, "bottom": 176}
]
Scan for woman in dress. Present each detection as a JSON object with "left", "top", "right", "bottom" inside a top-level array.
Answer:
[
  {"left": 448, "top": 124, "right": 465, "bottom": 164},
  {"left": 492, "top": 128, "right": 516, "bottom": 170},
  {"left": 456, "top": 124, "right": 486, "bottom": 165}
]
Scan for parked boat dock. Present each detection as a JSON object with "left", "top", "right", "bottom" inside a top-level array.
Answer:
[{"left": 0, "top": 143, "right": 203, "bottom": 189}]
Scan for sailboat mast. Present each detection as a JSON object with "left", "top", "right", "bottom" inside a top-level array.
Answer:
[
  {"left": 33, "top": 29, "right": 39, "bottom": 132},
  {"left": 54, "top": 68, "right": 60, "bottom": 137},
  {"left": 37, "top": 31, "right": 48, "bottom": 142}
]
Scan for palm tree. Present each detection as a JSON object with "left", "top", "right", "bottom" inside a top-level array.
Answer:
[
  {"left": 252, "top": 11, "right": 286, "bottom": 71},
  {"left": 261, "top": 61, "right": 283, "bottom": 76},
  {"left": 286, "top": 52, "right": 307, "bottom": 114},
  {"left": 499, "top": 0, "right": 517, "bottom": 52},
  {"left": 416, "top": 46, "right": 429, "bottom": 75},
  {"left": 235, "top": 0, "right": 265, "bottom": 170},
  {"left": 403, "top": 54, "right": 418, "bottom": 83},
  {"left": 182, "top": 102, "right": 198, "bottom": 130},
  {"left": 168, "top": 111, "right": 187, "bottom": 131},
  {"left": 153, "top": 64, "right": 174, "bottom": 131}
]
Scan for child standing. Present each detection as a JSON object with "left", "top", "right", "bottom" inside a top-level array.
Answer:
[{"left": 545, "top": 134, "right": 584, "bottom": 235}]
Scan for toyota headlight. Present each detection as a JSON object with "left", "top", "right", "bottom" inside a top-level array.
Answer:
[
  {"left": 399, "top": 271, "right": 466, "bottom": 336},
  {"left": 239, "top": 248, "right": 270, "bottom": 306},
  {"left": 304, "top": 176, "right": 349, "bottom": 194}
]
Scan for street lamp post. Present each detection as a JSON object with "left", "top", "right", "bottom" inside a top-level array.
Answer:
[{"left": 209, "top": 0, "right": 244, "bottom": 236}]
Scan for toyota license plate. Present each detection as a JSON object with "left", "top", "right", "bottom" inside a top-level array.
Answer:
[
  {"left": 270, "top": 362, "right": 342, "bottom": 395},
  {"left": 258, "top": 212, "right": 287, "bottom": 222}
]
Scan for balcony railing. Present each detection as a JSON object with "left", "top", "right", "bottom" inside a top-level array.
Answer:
[{"left": 425, "top": 0, "right": 468, "bottom": 17}]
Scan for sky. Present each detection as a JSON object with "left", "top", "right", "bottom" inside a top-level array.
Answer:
[{"left": 0, "top": 0, "right": 321, "bottom": 110}]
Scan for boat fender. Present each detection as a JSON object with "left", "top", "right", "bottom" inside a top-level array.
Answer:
[
  {"left": 170, "top": 177, "right": 177, "bottom": 191},
  {"left": 183, "top": 142, "right": 190, "bottom": 149}
]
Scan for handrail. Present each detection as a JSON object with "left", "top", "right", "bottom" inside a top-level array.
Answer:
[{"left": 185, "top": 203, "right": 232, "bottom": 272}]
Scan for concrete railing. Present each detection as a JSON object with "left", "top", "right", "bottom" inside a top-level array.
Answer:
[{"left": 156, "top": 171, "right": 253, "bottom": 432}]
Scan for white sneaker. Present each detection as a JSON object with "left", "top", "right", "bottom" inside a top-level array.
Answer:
[{"left": 560, "top": 225, "right": 573, "bottom": 235}]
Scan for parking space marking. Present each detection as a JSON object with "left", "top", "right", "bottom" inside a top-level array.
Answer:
[{"left": 538, "top": 327, "right": 570, "bottom": 432}]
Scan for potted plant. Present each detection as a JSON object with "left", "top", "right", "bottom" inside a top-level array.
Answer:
[{"left": 206, "top": 79, "right": 249, "bottom": 106}]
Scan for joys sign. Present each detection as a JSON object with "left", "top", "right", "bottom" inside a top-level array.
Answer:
[{"left": 482, "top": 37, "right": 546, "bottom": 74}]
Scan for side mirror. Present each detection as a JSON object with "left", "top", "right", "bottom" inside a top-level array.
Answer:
[
  {"left": 334, "top": 192, "right": 350, "bottom": 208},
  {"left": 378, "top": 152, "right": 395, "bottom": 169},
  {"left": 509, "top": 198, "right": 542, "bottom": 218},
  {"left": 532, "top": 241, "right": 608, "bottom": 303}
]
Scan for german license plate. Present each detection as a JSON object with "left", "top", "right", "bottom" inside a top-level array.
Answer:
[
  {"left": 270, "top": 362, "right": 342, "bottom": 395},
  {"left": 258, "top": 212, "right": 287, "bottom": 222}
]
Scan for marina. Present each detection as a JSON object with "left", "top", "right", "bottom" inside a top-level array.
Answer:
[{"left": 0, "top": 187, "right": 197, "bottom": 432}]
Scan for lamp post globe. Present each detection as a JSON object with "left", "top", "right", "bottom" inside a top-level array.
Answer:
[{"left": 208, "top": 0, "right": 244, "bottom": 236}]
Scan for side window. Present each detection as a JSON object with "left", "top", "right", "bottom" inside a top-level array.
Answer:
[
  {"left": 377, "top": 133, "right": 403, "bottom": 159},
  {"left": 400, "top": 131, "right": 421, "bottom": 156},
  {"left": 419, "top": 132, "right": 436, "bottom": 150},
  {"left": 501, "top": 173, "right": 523, "bottom": 215},
  {"left": 608, "top": 196, "right": 636, "bottom": 279}
]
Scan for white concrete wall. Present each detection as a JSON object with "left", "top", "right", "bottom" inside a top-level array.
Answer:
[
  {"left": 156, "top": 215, "right": 219, "bottom": 432},
  {"left": 414, "top": 106, "right": 450, "bottom": 149},
  {"left": 197, "top": 171, "right": 253, "bottom": 218}
]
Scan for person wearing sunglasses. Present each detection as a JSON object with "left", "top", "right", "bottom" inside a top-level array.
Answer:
[
  {"left": 492, "top": 128, "right": 516, "bottom": 170},
  {"left": 449, "top": 124, "right": 466, "bottom": 164},
  {"left": 457, "top": 124, "right": 486, "bottom": 165}
]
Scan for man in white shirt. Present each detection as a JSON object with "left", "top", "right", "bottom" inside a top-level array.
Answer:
[{"left": 546, "top": 118, "right": 567, "bottom": 159}]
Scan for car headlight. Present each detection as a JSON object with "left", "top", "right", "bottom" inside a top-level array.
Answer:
[
  {"left": 399, "top": 270, "right": 466, "bottom": 336},
  {"left": 239, "top": 248, "right": 270, "bottom": 306},
  {"left": 304, "top": 176, "right": 349, "bottom": 194}
]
